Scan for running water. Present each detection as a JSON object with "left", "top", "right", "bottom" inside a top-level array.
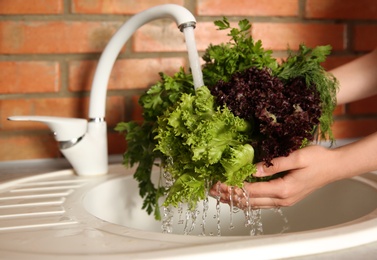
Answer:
[
  {"left": 160, "top": 174, "right": 289, "bottom": 236},
  {"left": 184, "top": 206, "right": 200, "bottom": 235},
  {"left": 249, "top": 209, "right": 264, "bottom": 236},
  {"left": 214, "top": 186, "right": 222, "bottom": 236},
  {"left": 242, "top": 188, "right": 253, "bottom": 227},
  {"left": 200, "top": 181, "right": 210, "bottom": 236},
  {"left": 161, "top": 205, "right": 174, "bottom": 234},
  {"left": 228, "top": 186, "right": 235, "bottom": 230},
  {"left": 274, "top": 207, "right": 290, "bottom": 233},
  {"left": 183, "top": 26, "right": 204, "bottom": 90},
  {"left": 161, "top": 167, "right": 174, "bottom": 234}
]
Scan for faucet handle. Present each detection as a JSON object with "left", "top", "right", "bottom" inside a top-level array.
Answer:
[
  {"left": 8, "top": 115, "right": 107, "bottom": 176},
  {"left": 8, "top": 116, "right": 87, "bottom": 141}
]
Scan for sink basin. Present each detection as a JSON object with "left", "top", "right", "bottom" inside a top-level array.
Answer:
[
  {"left": 84, "top": 167, "right": 377, "bottom": 236},
  {"left": 1, "top": 162, "right": 377, "bottom": 259}
]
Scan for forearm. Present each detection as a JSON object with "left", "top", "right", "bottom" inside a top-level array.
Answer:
[
  {"left": 332, "top": 132, "right": 377, "bottom": 180},
  {"left": 331, "top": 48, "right": 377, "bottom": 105}
]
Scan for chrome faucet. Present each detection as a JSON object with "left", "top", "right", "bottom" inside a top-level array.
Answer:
[{"left": 8, "top": 4, "right": 203, "bottom": 176}]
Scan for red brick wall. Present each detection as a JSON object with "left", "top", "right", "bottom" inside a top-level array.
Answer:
[{"left": 1, "top": 0, "right": 376, "bottom": 161}]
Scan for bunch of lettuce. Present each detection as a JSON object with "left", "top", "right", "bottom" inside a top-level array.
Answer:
[
  {"left": 154, "top": 86, "right": 256, "bottom": 209},
  {"left": 116, "top": 18, "right": 338, "bottom": 220}
]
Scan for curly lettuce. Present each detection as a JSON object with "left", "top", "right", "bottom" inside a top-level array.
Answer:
[{"left": 154, "top": 86, "right": 256, "bottom": 209}]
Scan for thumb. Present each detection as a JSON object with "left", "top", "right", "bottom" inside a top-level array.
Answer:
[{"left": 254, "top": 152, "right": 301, "bottom": 177}]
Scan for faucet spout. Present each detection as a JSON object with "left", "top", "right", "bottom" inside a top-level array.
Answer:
[{"left": 89, "top": 4, "right": 198, "bottom": 120}]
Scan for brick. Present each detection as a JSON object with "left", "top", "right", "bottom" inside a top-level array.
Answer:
[
  {"left": 252, "top": 23, "right": 345, "bottom": 51},
  {"left": 0, "top": 61, "right": 60, "bottom": 94},
  {"left": 104, "top": 96, "right": 126, "bottom": 127},
  {"left": 2, "top": 0, "right": 376, "bottom": 163},
  {"left": 72, "top": 0, "right": 184, "bottom": 14},
  {"left": 0, "top": 0, "right": 64, "bottom": 14},
  {"left": 195, "top": 22, "right": 346, "bottom": 52},
  {"left": 333, "top": 105, "right": 346, "bottom": 116},
  {"left": 0, "top": 133, "right": 61, "bottom": 161},
  {"left": 197, "top": 0, "right": 298, "bottom": 16},
  {"left": 332, "top": 119, "right": 377, "bottom": 139},
  {"left": 1, "top": 96, "right": 124, "bottom": 130},
  {"left": 195, "top": 22, "right": 345, "bottom": 51},
  {"left": 322, "top": 55, "right": 357, "bottom": 71},
  {"left": 195, "top": 21, "right": 232, "bottom": 51},
  {"left": 347, "top": 95, "right": 377, "bottom": 115},
  {"left": 68, "top": 58, "right": 186, "bottom": 91},
  {"left": 0, "top": 21, "right": 121, "bottom": 54},
  {"left": 132, "top": 22, "right": 187, "bottom": 52},
  {"left": 69, "top": 60, "right": 97, "bottom": 92},
  {"left": 107, "top": 132, "right": 127, "bottom": 155},
  {"left": 131, "top": 95, "right": 143, "bottom": 122},
  {"left": 306, "top": 0, "right": 377, "bottom": 20},
  {"left": 353, "top": 25, "right": 377, "bottom": 51}
]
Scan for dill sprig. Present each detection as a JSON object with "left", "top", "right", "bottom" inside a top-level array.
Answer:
[{"left": 276, "top": 45, "right": 339, "bottom": 140}]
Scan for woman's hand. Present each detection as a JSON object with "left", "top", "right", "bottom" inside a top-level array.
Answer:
[
  {"left": 210, "top": 132, "right": 377, "bottom": 209},
  {"left": 209, "top": 145, "right": 342, "bottom": 208},
  {"left": 209, "top": 47, "right": 377, "bottom": 209}
]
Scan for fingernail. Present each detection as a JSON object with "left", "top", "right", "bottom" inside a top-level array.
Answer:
[
  {"left": 209, "top": 190, "right": 218, "bottom": 197},
  {"left": 255, "top": 164, "right": 265, "bottom": 177}
]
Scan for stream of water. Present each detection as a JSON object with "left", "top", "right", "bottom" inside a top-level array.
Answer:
[{"left": 183, "top": 26, "right": 204, "bottom": 90}]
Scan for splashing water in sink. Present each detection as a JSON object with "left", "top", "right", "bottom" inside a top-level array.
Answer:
[{"left": 159, "top": 169, "right": 289, "bottom": 236}]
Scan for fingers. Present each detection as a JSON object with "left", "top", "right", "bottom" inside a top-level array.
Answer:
[
  {"left": 210, "top": 183, "right": 245, "bottom": 206},
  {"left": 209, "top": 182, "right": 280, "bottom": 209},
  {"left": 210, "top": 188, "right": 284, "bottom": 209},
  {"left": 243, "top": 180, "right": 285, "bottom": 198},
  {"left": 209, "top": 180, "right": 298, "bottom": 209},
  {"left": 210, "top": 176, "right": 287, "bottom": 198},
  {"left": 209, "top": 185, "right": 247, "bottom": 209},
  {"left": 254, "top": 149, "right": 305, "bottom": 177}
]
